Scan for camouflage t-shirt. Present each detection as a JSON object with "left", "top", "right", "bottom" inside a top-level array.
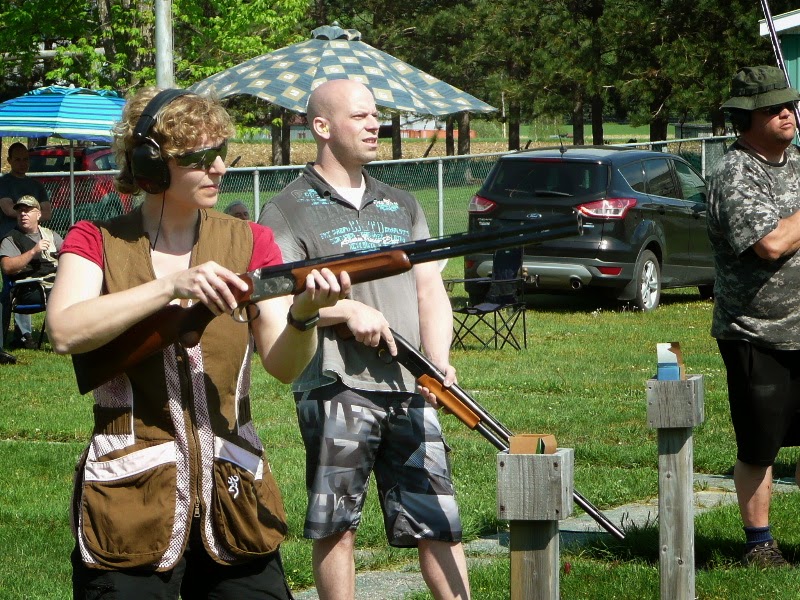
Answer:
[{"left": 707, "top": 142, "right": 800, "bottom": 349}]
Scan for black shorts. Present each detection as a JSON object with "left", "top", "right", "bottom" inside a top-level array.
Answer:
[
  {"left": 718, "top": 339, "right": 800, "bottom": 466},
  {"left": 72, "top": 518, "right": 293, "bottom": 599}
]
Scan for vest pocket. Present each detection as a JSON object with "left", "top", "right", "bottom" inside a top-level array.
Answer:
[
  {"left": 212, "top": 436, "right": 287, "bottom": 557},
  {"left": 80, "top": 441, "right": 177, "bottom": 569}
]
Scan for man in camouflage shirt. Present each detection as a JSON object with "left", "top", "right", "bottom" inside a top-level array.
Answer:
[{"left": 708, "top": 65, "right": 800, "bottom": 568}]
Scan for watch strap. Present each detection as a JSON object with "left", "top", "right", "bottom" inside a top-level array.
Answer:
[{"left": 287, "top": 309, "right": 320, "bottom": 331}]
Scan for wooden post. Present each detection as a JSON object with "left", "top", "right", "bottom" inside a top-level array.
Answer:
[
  {"left": 497, "top": 448, "right": 574, "bottom": 600},
  {"left": 646, "top": 375, "right": 705, "bottom": 600}
]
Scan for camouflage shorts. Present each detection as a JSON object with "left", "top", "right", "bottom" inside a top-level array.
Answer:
[{"left": 294, "top": 381, "right": 463, "bottom": 547}]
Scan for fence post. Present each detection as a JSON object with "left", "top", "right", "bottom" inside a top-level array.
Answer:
[
  {"left": 646, "top": 374, "right": 705, "bottom": 600},
  {"left": 497, "top": 448, "right": 574, "bottom": 600},
  {"left": 701, "top": 139, "right": 707, "bottom": 178},
  {"left": 436, "top": 158, "right": 444, "bottom": 237},
  {"left": 253, "top": 169, "right": 261, "bottom": 219}
]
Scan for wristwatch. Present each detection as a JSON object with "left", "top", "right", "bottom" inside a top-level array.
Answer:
[{"left": 287, "top": 308, "right": 320, "bottom": 332}]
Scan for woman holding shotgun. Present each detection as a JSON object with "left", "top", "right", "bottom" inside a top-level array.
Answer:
[{"left": 46, "top": 87, "right": 350, "bottom": 599}]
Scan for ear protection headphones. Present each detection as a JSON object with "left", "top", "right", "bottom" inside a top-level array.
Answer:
[{"left": 130, "top": 88, "right": 193, "bottom": 194}]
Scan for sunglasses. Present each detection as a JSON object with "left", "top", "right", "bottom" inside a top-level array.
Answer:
[
  {"left": 174, "top": 141, "right": 228, "bottom": 170},
  {"left": 758, "top": 102, "right": 796, "bottom": 116}
]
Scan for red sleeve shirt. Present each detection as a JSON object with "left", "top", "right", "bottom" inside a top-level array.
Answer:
[{"left": 61, "top": 220, "right": 284, "bottom": 271}]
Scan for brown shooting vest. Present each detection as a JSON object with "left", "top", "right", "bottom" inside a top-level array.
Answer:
[{"left": 72, "top": 208, "right": 287, "bottom": 571}]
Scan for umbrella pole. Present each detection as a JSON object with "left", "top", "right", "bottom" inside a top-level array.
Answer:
[{"left": 70, "top": 141, "right": 76, "bottom": 226}]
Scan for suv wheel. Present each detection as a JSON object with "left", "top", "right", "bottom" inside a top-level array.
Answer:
[{"left": 633, "top": 249, "right": 661, "bottom": 311}]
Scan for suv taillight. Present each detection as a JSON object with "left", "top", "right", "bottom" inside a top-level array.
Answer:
[
  {"left": 468, "top": 194, "right": 496, "bottom": 214},
  {"left": 577, "top": 198, "right": 637, "bottom": 219}
]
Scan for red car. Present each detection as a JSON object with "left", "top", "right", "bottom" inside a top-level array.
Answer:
[{"left": 27, "top": 145, "right": 134, "bottom": 234}]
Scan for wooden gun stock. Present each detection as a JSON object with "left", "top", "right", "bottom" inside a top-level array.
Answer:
[{"left": 364, "top": 328, "right": 626, "bottom": 541}]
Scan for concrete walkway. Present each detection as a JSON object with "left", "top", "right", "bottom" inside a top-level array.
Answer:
[{"left": 292, "top": 474, "right": 799, "bottom": 600}]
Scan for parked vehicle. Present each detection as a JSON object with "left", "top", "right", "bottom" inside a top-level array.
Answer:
[
  {"left": 464, "top": 146, "right": 714, "bottom": 311},
  {"left": 27, "top": 145, "right": 134, "bottom": 234}
]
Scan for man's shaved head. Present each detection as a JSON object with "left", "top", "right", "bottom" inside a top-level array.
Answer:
[
  {"left": 307, "top": 79, "right": 373, "bottom": 126},
  {"left": 305, "top": 79, "right": 380, "bottom": 175}
]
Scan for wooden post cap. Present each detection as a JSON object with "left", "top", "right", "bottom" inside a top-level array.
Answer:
[{"left": 510, "top": 434, "right": 557, "bottom": 455}]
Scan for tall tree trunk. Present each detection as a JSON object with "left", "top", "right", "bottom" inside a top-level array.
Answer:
[
  {"left": 457, "top": 112, "right": 470, "bottom": 155},
  {"left": 591, "top": 94, "right": 604, "bottom": 144},
  {"left": 572, "top": 93, "right": 585, "bottom": 145},
  {"left": 96, "top": 0, "right": 118, "bottom": 81},
  {"left": 392, "top": 114, "right": 402, "bottom": 160},
  {"left": 446, "top": 116, "right": 455, "bottom": 156},
  {"left": 650, "top": 108, "right": 669, "bottom": 142},
  {"left": 650, "top": 83, "right": 672, "bottom": 142},
  {"left": 131, "top": 1, "right": 155, "bottom": 87},
  {"left": 281, "top": 109, "right": 291, "bottom": 165},
  {"left": 710, "top": 108, "right": 727, "bottom": 136},
  {"left": 508, "top": 102, "right": 521, "bottom": 151},
  {"left": 271, "top": 109, "right": 282, "bottom": 166},
  {"left": 312, "top": 0, "right": 327, "bottom": 26}
]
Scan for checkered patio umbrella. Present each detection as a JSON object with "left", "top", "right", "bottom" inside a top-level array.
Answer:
[{"left": 189, "top": 24, "right": 496, "bottom": 116}]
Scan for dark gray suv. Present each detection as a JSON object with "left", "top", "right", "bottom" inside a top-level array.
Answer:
[{"left": 464, "top": 146, "right": 714, "bottom": 311}]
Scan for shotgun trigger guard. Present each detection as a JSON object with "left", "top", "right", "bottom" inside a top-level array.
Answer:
[{"left": 232, "top": 302, "right": 258, "bottom": 323}]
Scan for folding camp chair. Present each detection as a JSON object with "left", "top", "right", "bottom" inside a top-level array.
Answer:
[
  {"left": 6, "top": 276, "right": 50, "bottom": 349},
  {"left": 450, "top": 247, "right": 527, "bottom": 350}
]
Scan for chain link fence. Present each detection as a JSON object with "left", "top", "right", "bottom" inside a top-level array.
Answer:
[{"left": 39, "top": 136, "right": 735, "bottom": 237}]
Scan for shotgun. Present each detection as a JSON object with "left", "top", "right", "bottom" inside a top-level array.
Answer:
[
  {"left": 71, "top": 215, "right": 581, "bottom": 394},
  {"left": 365, "top": 327, "right": 626, "bottom": 541}
]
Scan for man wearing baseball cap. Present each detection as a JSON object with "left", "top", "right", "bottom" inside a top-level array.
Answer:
[
  {"left": 708, "top": 65, "right": 800, "bottom": 568},
  {"left": 0, "top": 195, "right": 62, "bottom": 349}
]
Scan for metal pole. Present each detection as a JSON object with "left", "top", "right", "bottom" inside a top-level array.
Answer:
[
  {"left": 760, "top": 0, "right": 800, "bottom": 131},
  {"left": 253, "top": 170, "right": 261, "bottom": 220},
  {"left": 155, "top": 0, "right": 175, "bottom": 88},
  {"left": 69, "top": 141, "right": 75, "bottom": 226},
  {"left": 701, "top": 139, "right": 707, "bottom": 179},
  {"left": 437, "top": 159, "right": 444, "bottom": 237}
]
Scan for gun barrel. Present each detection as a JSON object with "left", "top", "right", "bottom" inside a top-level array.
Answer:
[{"left": 71, "top": 220, "right": 579, "bottom": 395}]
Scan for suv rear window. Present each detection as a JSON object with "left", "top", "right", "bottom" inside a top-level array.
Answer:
[
  {"left": 29, "top": 155, "right": 78, "bottom": 172},
  {"left": 484, "top": 160, "right": 608, "bottom": 199}
]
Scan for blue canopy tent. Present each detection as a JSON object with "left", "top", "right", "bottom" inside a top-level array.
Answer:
[{"left": 0, "top": 86, "right": 126, "bottom": 224}]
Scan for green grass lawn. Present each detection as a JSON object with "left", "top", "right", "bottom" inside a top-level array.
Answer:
[{"left": 2, "top": 288, "right": 799, "bottom": 598}]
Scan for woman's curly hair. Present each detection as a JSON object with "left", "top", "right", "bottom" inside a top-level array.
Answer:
[{"left": 114, "top": 87, "right": 235, "bottom": 195}]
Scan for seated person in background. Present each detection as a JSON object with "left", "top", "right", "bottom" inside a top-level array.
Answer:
[
  {"left": 223, "top": 200, "right": 250, "bottom": 220},
  {"left": 0, "top": 195, "right": 62, "bottom": 349}
]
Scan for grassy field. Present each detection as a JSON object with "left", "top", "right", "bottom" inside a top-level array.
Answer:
[{"left": 2, "top": 281, "right": 800, "bottom": 598}]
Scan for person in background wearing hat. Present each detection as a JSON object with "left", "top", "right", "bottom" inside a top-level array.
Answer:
[
  {"left": 708, "top": 65, "right": 800, "bottom": 568},
  {"left": 0, "top": 143, "right": 52, "bottom": 350},
  {"left": 0, "top": 195, "right": 62, "bottom": 349},
  {"left": 224, "top": 200, "right": 251, "bottom": 220}
]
